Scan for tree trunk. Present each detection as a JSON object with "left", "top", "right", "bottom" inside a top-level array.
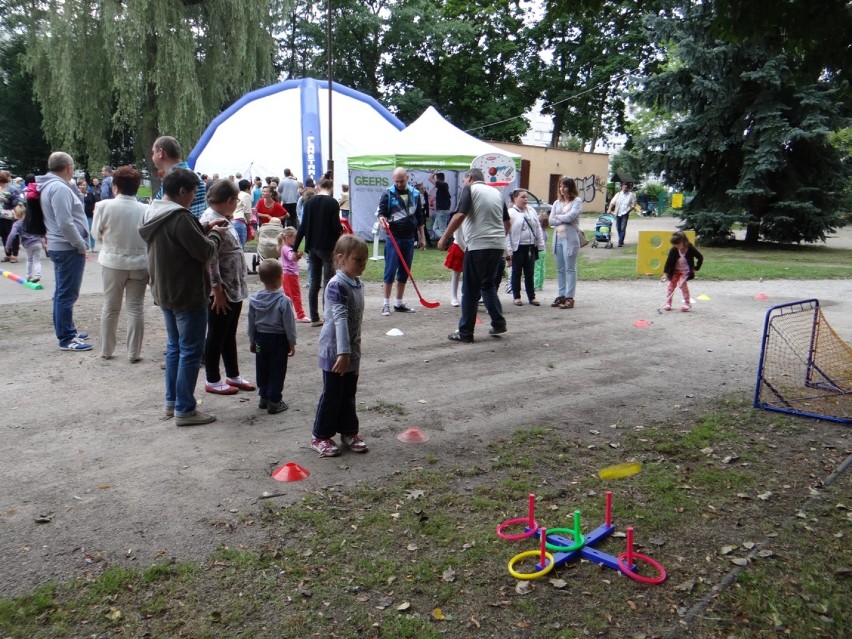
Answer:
[
  {"left": 550, "top": 106, "right": 565, "bottom": 148},
  {"left": 744, "top": 222, "right": 760, "bottom": 244}
]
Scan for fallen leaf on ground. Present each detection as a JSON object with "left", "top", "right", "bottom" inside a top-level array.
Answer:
[
  {"left": 731, "top": 558, "right": 749, "bottom": 566},
  {"left": 432, "top": 608, "right": 445, "bottom": 620},
  {"left": 549, "top": 578, "right": 567, "bottom": 589},
  {"left": 674, "top": 580, "right": 695, "bottom": 592},
  {"left": 442, "top": 568, "right": 456, "bottom": 582},
  {"left": 515, "top": 581, "right": 532, "bottom": 595},
  {"left": 397, "top": 602, "right": 410, "bottom": 611},
  {"left": 720, "top": 545, "right": 737, "bottom": 555}
]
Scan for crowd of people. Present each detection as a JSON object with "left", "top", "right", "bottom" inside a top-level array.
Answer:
[{"left": 6, "top": 149, "right": 702, "bottom": 457}]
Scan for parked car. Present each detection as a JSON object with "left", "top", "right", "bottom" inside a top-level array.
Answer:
[{"left": 519, "top": 189, "right": 552, "bottom": 216}]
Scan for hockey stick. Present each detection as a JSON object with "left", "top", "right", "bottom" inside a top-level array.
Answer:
[{"left": 380, "top": 217, "right": 440, "bottom": 309}]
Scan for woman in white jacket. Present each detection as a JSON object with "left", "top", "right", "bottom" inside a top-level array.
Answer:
[
  {"left": 92, "top": 166, "right": 149, "bottom": 361},
  {"left": 506, "top": 190, "right": 546, "bottom": 306},
  {"left": 548, "top": 177, "right": 583, "bottom": 309}
]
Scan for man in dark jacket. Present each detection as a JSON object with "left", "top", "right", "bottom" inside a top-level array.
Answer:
[{"left": 294, "top": 177, "right": 342, "bottom": 326}]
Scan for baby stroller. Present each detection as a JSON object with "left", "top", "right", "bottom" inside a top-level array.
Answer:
[
  {"left": 250, "top": 218, "right": 284, "bottom": 273},
  {"left": 591, "top": 213, "right": 615, "bottom": 249}
]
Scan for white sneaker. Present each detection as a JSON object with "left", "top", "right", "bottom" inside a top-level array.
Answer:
[{"left": 381, "top": 303, "right": 391, "bottom": 317}]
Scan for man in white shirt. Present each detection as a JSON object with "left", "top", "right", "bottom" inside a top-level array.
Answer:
[{"left": 607, "top": 182, "right": 636, "bottom": 247}]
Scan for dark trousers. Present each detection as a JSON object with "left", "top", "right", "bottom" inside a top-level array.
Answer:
[
  {"left": 204, "top": 300, "right": 242, "bottom": 383},
  {"left": 254, "top": 332, "right": 289, "bottom": 403},
  {"left": 283, "top": 202, "right": 297, "bottom": 227},
  {"left": 308, "top": 248, "right": 334, "bottom": 322},
  {"left": 615, "top": 213, "right": 629, "bottom": 246},
  {"left": 312, "top": 370, "right": 359, "bottom": 439},
  {"left": 458, "top": 248, "right": 505, "bottom": 340},
  {"left": 511, "top": 245, "right": 537, "bottom": 301},
  {"left": 0, "top": 218, "right": 16, "bottom": 257}
]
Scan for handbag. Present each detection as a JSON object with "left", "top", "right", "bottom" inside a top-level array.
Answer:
[
  {"left": 578, "top": 228, "right": 590, "bottom": 248},
  {"left": 522, "top": 214, "right": 542, "bottom": 259}
]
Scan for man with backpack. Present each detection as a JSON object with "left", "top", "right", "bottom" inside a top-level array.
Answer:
[{"left": 38, "top": 152, "right": 92, "bottom": 351}]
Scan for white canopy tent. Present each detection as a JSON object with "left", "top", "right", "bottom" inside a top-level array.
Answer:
[
  {"left": 188, "top": 78, "right": 405, "bottom": 187},
  {"left": 347, "top": 106, "right": 522, "bottom": 238}
]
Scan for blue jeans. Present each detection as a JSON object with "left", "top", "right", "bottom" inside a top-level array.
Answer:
[
  {"left": 383, "top": 236, "right": 415, "bottom": 284},
  {"left": 615, "top": 213, "right": 629, "bottom": 246},
  {"left": 51, "top": 249, "right": 86, "bottom": 346},
  {"left": 431, "top": 210, "right": 450, "bottom": 238},
  {"left": 458, "top": 248, "right": 505, "bottom": 340},
  {"left": 554, "top": 236, "right": 578, "bottom": 299},
  {"left": 161, "top": 306, "right": 208, "bottom": 417},
  {"left": 233, "top": 220, "right": 248, "bottom": 247},
  {"left": 86, "top": 216, "right": 95, "bottom": 250}
]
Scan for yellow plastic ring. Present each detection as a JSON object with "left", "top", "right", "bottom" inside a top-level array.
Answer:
[{"left": 507, "top": 550, "right": 555, "bottom": 580}]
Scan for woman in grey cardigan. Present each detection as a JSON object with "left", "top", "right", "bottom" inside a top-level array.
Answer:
[{"left": 548, "top": 177, "right": 583, "bottom": 309}]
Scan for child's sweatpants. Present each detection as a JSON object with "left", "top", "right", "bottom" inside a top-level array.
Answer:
[
  {"left": 666, "top": 272, "right": 691, "bottom": 305},
  {"left": 25, "top": 244, "right": 43, "bottom": 280},
  {"left": 254, "top": 332, "right": 290, "bottom": 403},
  {"left": 534, "top": 250, "right": 546, "bottom": 291},
  {"left": 282, "top": 273, "right": 307, "bottom": 320}
]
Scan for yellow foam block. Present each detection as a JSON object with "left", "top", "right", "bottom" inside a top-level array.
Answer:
[{"left": 636, "top": 229, "right": 696, "bottom": 275}]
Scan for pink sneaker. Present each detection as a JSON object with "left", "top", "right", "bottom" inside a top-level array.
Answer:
[
  {"left": 297, "top": 317, "right": 312, "bottom": 323},
  {"left": 341, "top": 433, "right": 368, "bottom": 453},
  {"left": 680, "top": 304, "right": 690, "bottom": 312},
  {"left": 311, "top": 437, "right": 341, "bottom": 457},
  {"left": 663, "top": 303, "right": 672, "bottom": 311}
]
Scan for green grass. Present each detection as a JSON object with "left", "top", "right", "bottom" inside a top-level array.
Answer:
[
  {"left": 4, "top": 398, "right": 846, "bottom": 638},
  {"left": 356, "top": 241, "right": 852, "bottom": 282},
  {"left": 243, "top": 220, "right": 852, "bottom": 282},
  {"left": 577, "top": 242, "right": 852, "bottom": 280}
]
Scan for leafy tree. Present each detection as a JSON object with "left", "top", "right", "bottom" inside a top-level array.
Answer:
[
  {"left": 528, "top": 1, "right": 659, "bottom": 151},
  {"left": 638, "top": 3, "right": 850, "bottom": 244},
  {"left": 21, "top": 0, "right": 276, "bottom": 176},
  {"left": 276, "top": 0, "right": 535, "bottom": 138},
  {"left": 382, "top": 0, "right": 534, "bottom": 139},
  {"left": 0, "top": 34, "right": 50, "bottom": 175}
]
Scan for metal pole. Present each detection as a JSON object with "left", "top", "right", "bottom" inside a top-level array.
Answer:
[{"left": 326, "top": 0, "right": 334, "bottom": 180}]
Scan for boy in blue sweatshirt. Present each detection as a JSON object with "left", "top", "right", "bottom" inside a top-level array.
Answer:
[{"left": 247, "top": 258, "right": 297, "bottom": 414}]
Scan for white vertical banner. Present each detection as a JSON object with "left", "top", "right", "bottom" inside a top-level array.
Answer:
[{"left": 349, "top": 170, "right": 391, "bottom": 240}]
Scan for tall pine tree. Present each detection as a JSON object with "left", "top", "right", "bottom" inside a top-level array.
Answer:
[{"left": 639, "top": 3, "right": 850, "bottom": 243}]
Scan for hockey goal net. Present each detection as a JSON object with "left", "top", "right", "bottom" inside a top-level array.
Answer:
[{"left": 754, "top": 299, "right": 851, "bottom": 424}]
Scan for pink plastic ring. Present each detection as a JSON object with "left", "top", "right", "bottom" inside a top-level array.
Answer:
[
  {"left": 616, "top": 552, "right": 667, "bottom": 585},
  {"left": 496, "top": 517, "right": 539, "bottom": 541}
]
